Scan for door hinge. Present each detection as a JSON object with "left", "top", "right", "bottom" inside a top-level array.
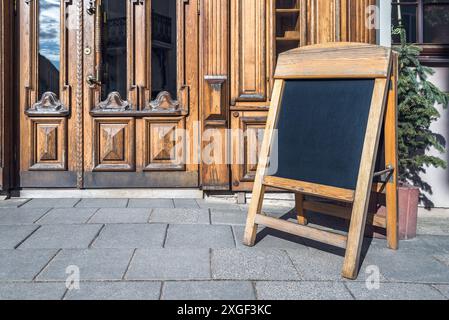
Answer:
[{"left": 197, "top": 0, "right": 201, "bottom": 15}]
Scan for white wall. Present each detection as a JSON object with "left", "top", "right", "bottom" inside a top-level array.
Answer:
[
  {"left": 378, "top": 0, "right": 392, "bottom": 47},
  {"left": 420, "top": 67, "right": 449, "bottom": 208}
]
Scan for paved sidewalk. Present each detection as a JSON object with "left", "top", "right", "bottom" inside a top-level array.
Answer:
[{"left": 0, "top": 198, "right": 448, "bottom": 300}]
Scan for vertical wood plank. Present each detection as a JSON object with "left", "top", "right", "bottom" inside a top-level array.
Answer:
[
  {"left": 342, "top": 0, "right": 377, "bottom": 44},
  {"left": 295, "top": 193, "right": 308, "bottom": 225},
  {"left": 244, "top": 80, "right": 285, "bottom": 246},
  {"left": 0, "top": 0, "right": 13, "bottom": 191},
  {"left": 385, "top": 53, "right": 399, "bottom": 250},
  {"left": 342, "top": 78, "right": 389, "bottom": 279},
  {"left": 201, "top": 0, "right": 230, "bottom": 190}
]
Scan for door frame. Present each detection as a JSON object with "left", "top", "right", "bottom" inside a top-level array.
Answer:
[{"left": 0, "top": 0, "right": 14, "bottom": 192}]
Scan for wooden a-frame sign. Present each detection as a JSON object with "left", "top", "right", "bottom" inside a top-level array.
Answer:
[{"left": 244, "top": 43, "right": 399, "bottom": 280}]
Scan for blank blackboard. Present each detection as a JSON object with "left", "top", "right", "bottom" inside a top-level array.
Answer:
[{"left": 272, "top": 79, "right": 375, "bottom": 190}]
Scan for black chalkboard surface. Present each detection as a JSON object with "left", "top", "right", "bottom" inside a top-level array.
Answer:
[{"left": 272, "top": 79, "right": 375, "bottom": 190}]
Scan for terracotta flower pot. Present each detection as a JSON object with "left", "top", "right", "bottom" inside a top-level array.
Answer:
[
  {"left": 397, "top": 185, "right": 420, "bottom": 240},
  {"left": 371, "top": 185, "right": 419, "bottom": 240}
]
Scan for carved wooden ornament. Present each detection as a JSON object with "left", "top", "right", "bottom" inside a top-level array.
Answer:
[
  {"left": 146, "top": 91, "right": 180, "bottom": 112},
  {"left": 26, "top": 92, "right": 69, "bottom": 116},
  {"left": 93, "top": 91, "right": 131, "bottom": 112}
]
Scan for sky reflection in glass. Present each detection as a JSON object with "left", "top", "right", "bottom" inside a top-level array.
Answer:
[{"left": 39, "top": 0, "right": 60, "bottom": 70}]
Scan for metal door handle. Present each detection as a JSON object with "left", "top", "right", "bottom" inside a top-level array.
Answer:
[
  {"left": 87, "top": 0, "right": 96, "bottom": 15},
  {"left": 86, "top": 75, "right": 100, "bottom": 87}
]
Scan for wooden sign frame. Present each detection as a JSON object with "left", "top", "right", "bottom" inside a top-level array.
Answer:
[{"left": 243, "top": 43, "right": 399, "bottom": 280}]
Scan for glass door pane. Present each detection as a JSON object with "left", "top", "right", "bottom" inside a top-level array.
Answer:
[
  {"left": 101, "top": 0, "right": 128, "bottom": 101},
  {"left": 38, "top": 0, "right": 61, "bottom": 97},
  {"left": 151, "top": 0, "right": 177, "bottom": 100}
]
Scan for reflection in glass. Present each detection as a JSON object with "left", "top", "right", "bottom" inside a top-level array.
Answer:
[
  {"left": 392, "top": 4, "right": 417, "bottom": 43},
  {"left": 38, "top": 0, "right": 61, "bottom": 98},
  {"left": 152, "top": 0, "right": 177, "bottom": 100},
  {"left": 424, "top": 4, "right": 449, "bottom": 44},
  {"left": 101, "top": 0, "right": 127, "bottom": 101}
]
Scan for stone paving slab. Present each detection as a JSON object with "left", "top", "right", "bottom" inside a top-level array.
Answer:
[
  {"left": 76, "top": 199, "right": 128, "bottom": 208},
  {"left": 360, "top": 246, "right": 449, "bottom": 283},
  {"left": 395, "top": 236, "right": 447, "bottom": 253},
  {"left": 64, "top": 281, "right": 162, "bottom": 300},
  {"left": 212, "top": 248, "right": 300, "bottom": 281},
  {"left": 434, "top": 285, "right": 449, "bottom": 299},
  {"left": 211, "top": 210, "right": 247, "bottom": 226},
  {"left": 418, "top": 218, "right": 449, "bottom": 236},
  {"left": 0, "top": 199, "right": 30, "bottom": 208},
  {"left": 239, "top": 204, "right": 294, "bottom": 214},
  {"left": 253, "top": 205, "right": 295, "bottom": 216},
  {"left": 345, "top": 282, "right": 446, "bottom": 300},
  {"left": 19, "top": 224, "right": 103, "bottom": 249},
  {"left": 21, "top": 198, "right": 80, "bottom": 208},
  {"left": 128, "top": 199, "right": 174, "bottom": 208},
  {"left": 126, "top": 249, "right": 210, "bottom": 280},
  {"left": 0, "top": 208, "right": 49, "bottom": 225},
  {"left": 196, "top": 200, "right": 241, "bottom": 211},
  {"left": 286, "top": 247, "right": 347, "bottom": 281},
  {"left": 150, "top": 209, "right": 210, "bottom": 225},
  {"left": 92, "top": 224, "right": 167, "bottom": 249},
  {"left": 0, "top": 282, "right": 67, "bottom": 300},
  {"left": 37, "top": 249, "right": 134, "bottom": 281},
  {"left": 165, "top": 225, "right": 235, "bottom": 249},
  {"left": 0, "top": 249, "right": 58, "bottom": 281},
  {"left": 0, "top": 225, "right": 38, "bottom": 249},
  {"left": 419, "top": 235, "right": 449, "bottom": 254},
  {"left": 433, "top": 254, "right": 449, "bottom": 268},
  {"left": 233, "top": 226, "right": 307, "bottom": 250},
  {"left": 88, "top": 208, "right": 151, "bottom": 224},
  {"left": 36, "top": 208, "right": 98, "bottom": 225},
  {"left": 255, "top": 281, "right": 353, "bottom": 300},
  {"left": 173, "top": 199, "right": 200, "bottom": 209},
  {"left": 161, "top": 281, "right": 256, "bottom": 300}
]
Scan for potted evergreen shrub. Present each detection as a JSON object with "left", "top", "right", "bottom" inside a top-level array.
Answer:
[{"left": 393, "top": 26, "right": 449, "bottom": 239}]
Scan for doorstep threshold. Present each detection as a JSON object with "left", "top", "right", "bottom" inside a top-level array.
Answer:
[{"left": 18, "top": 189, "right": 204, "bottom": 199}]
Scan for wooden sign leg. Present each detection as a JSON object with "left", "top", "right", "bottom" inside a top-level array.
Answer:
[
  {"left": 385, "top": 59, "right": 399, "bottom": 250},
  {"left": 244, "top": 80, "right": 285, "bottom": 247},
  {"left": 342, "top": 78, "right": 389, "bottom": 279},
  {"left": 243, "top": 184, "right": 266, "bottom": 246},
  {"left": 295, "top": 193, "right": 308, "bottom": 225}
]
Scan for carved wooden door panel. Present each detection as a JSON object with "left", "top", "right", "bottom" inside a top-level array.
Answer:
[{"left": 18, "top": 0, "right": 199, "bottom": 188}]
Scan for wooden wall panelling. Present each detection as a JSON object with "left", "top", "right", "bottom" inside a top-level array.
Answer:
[
  {"left": 304, "top": 0, "right": 340, "bottom": 45},
  {"left": 267, "top": 0, "right": 275, "bottom": 101},
  {"left": 143, "top": 117, "right": 186, "bottom": 171},
  {"left": 200, "top": 0, "right": 230, "bottom": 190},
  {"left": 230, "top": 0, "right": 267, "bottom": 105},
  {"left": 0, "top": 0, "right": 13, "bottom": 191},
  {"left": 341, "top": 0, "right": 377, "bottom": 44},
  {"left": 231, "top": 111, "right": 267, "bottom": 191}
]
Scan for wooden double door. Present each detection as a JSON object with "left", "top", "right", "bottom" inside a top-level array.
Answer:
[{"left": 18, "top": 0, "right": 199, "bottom": 188}]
